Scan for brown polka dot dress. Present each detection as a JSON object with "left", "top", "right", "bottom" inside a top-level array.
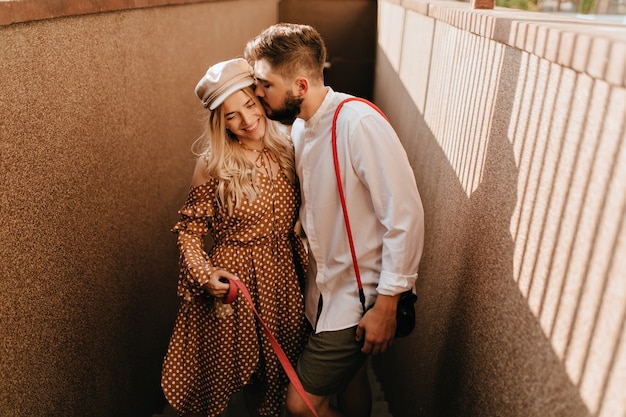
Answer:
[{"left": 161, "top": 171, "right": 309, "bottom": 417}]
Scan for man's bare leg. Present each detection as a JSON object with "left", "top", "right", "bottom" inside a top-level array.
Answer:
[
  {"left": 337, "top": 362, "right": 371, "bottom": 417},
  {"left": 285, "top": 384, "right": 343, "bottom": 417}
]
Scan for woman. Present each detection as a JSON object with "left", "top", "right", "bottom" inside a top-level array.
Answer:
[{"left": 161, "top": 58, "right": 309, "bottom": 417}]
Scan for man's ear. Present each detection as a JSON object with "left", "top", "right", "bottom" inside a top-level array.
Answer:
[{"left": 293, "top": 77, "right": 308, "bottom": 97}]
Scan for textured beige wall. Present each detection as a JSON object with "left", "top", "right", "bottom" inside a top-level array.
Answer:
[
  {"left": 0, "top": 1, "right": 278, "bottom": 416},
  {"left": 373, "top": 1, "right": 626, "bottom": 417}
]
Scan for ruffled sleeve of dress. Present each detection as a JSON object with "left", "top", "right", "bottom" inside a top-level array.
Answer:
[{"left": 171, "top": 179, "right": 218, "bottom": 302}]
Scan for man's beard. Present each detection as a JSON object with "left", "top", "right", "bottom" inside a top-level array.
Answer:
[{"left": 265, "top": 92, "right": 303, "bottom": 125}]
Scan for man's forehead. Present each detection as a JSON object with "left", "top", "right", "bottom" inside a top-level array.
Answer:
[{"left": 253, "top": 60, "right": 279, "bottom": 81}]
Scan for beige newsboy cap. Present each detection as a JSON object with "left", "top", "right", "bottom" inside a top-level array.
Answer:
[{"left": 195, "top": 58, "right": 255, "bottom": 110}]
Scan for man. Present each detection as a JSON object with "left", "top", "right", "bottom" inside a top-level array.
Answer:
[{"left": 245, "top": 23, "right": 425, "bottom": 417}]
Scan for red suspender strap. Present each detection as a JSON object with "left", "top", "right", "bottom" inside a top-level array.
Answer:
[
  {"left": 331, "top": 97, "right": 389, "bottom": 313},
  {"left": 225, "top": 279, "right": 320, "bottom": 417}
]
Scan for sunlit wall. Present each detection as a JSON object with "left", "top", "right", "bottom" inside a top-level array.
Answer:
[{"left": 373, "top": 1, "right": 625, "bottom": 417}]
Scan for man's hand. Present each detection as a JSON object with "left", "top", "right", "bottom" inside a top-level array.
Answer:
[{"left": 356, "top": 294, "right": 400, "bottom": 355}]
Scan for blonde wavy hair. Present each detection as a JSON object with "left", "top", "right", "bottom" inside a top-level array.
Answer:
[{"left": 192, "top": 87, "right": 297, "bottom": 215}]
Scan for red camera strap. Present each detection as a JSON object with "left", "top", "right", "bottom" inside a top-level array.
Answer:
[
  {"left": 332, "top": 97, "right": 389, "bottom": 312},
  {"left": 216, "top": 97, "right": 387, "bottom": 417},
  {"left": 224, "top": 278, "right": 319, "bottom": 417}
]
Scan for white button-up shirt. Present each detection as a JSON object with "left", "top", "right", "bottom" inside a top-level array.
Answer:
[{"left": 292, "top": 88, "right": 425, "bottom": 333}]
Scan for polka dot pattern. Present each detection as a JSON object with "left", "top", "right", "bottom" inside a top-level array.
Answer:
[{"left": 162, "top": 172, "right": 309, "bottom": 417}]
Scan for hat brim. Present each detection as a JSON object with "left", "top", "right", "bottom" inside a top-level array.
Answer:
[{"left": 208, "top": 79, "right": 255, "bottom": 110}]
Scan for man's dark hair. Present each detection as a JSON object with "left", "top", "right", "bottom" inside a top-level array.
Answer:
[{"left": 245, "top": 23, "right": 327, "bottom": 84}]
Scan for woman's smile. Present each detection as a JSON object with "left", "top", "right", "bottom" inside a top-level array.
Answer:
[
  {"left": 243, "top": 119, "right": 260, "bottom": 133},
  {"left": 223, "top": 90, "right": 266, "bottom": 141}
]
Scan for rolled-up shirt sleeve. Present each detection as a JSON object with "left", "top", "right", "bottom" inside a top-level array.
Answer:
[{"left": 348, "top": 112, "right": 425, "bottom": 296}]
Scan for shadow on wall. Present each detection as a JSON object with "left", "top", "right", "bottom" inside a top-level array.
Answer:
[
  {"left": 373, "top": 47, "right": 590, "bottom": 417},
  {"left": 431, "top": 42, "right": 593, "bottom": 417},
  {"left": 502, "top": 30, "right": 626, "bottom": 417},
  {"left": 371, "top": 9, "right": 625, "bottom": 416}
]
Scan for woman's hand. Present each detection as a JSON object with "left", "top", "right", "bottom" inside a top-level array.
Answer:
[{"left": 204, "top": 269, "right": 239, "bottom": 298}]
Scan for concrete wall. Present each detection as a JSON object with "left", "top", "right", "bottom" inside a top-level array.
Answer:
[
  {"left": 0, "top": 1, "right": 279, "bottom": 416},
  {"left": 372, "top": 1, "right": 626, "bottom": 417}
]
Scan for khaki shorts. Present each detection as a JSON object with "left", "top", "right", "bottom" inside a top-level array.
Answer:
[{"left": 296, "top": 326, "right": 368, "bottom": 396}]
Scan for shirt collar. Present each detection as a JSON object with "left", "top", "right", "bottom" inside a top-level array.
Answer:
[{"left": 304, "top": 87, "right": 334, "bottom": 129}]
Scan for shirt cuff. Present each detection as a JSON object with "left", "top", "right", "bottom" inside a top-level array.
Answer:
[{"left": 376, "top": 271, "right": 418, "bottom": 296}]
